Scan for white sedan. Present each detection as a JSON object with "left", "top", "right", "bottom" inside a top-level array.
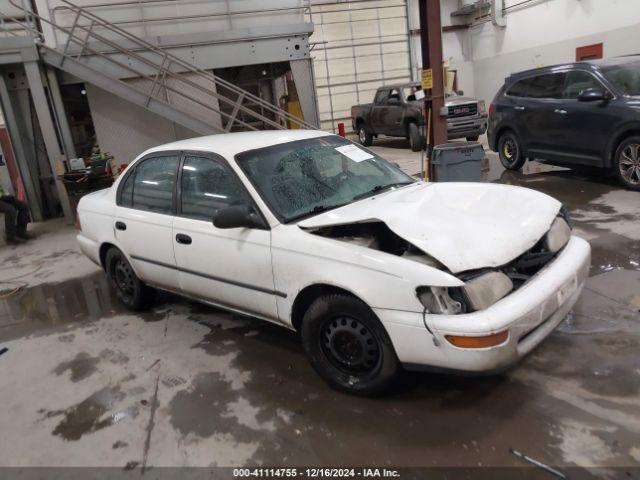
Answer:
[{"left": 77, "top": 130, "right": 591, "bottom": 395}]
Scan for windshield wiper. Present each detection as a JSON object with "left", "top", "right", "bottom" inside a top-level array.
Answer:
[
  {"left": 352, "top": 182, "right": 415, "bottom": 201},
  {"left": 287, "top": 203, "right": 349, "bottom": 223}
]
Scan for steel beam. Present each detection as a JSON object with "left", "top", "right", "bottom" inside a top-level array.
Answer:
[
  {"left": 0, "top": 70, "right": 43, "bottom": 221},
  {"left": 45, "top": 66, "right": 77, "bottom": 160},
  {"left": 23, "top": 60, "right": 74, "bottom": 223},
  {"left": 419, "top": 0, "right": 447, "bottom": 149}
]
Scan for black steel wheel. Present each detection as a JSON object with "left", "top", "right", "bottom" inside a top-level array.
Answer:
[
  {"left": 300, "top": 293, "right": 399, "bottom": 396},
  {"left": 105, "top": 247, "right": 155, "bottom": 310},
  {"left": 498, "top": 130, "right": 526, "bottom": 170},
  {"left": 409, "top": 122, "right": 423, "bottom": 152},
  {"left": 614, "top": 137, "right": 640, "bottom": 191}
]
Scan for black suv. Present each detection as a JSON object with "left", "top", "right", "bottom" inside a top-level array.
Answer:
[{"left": 488, "top": 56, "right": 640, "bottom": 190}]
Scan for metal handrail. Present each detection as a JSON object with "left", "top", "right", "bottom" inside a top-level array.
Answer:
[{"left": 5, "top": 0, "right": 316, "bottom": 132}]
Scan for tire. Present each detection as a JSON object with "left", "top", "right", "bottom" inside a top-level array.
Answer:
[
  {"left": 613, "top": 136, "right": 640, "bottom": 191},
  {"left": 105, "top": 247, "right": 155, "bottom": 310},
  {"left": 357, "top": 124, "right": 373, "bottom": 147},
  {"left": 300, "top": 293, "right": 400, "bottom": 396},
  {"left": 498, "top": 130, "right": 526, "bottom": 170},
  {"left": 466, "top": 135, "right": 479, "bottom": 142},
  {"left": 409, "top": 122, "right": 423, "bottom": 152}
]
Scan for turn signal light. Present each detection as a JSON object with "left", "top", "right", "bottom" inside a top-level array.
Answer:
[{"left": 445, "top": 330, "right": 509, "bottom": 349}]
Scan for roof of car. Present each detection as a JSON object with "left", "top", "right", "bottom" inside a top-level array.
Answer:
[
  {"left": 139, "top": 129, "right": 333, "bottom": 159},
  {"left": 508, "top": 54, "right": 640, "bottom": 81}
]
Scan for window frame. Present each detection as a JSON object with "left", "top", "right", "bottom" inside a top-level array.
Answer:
[
  {"left": 116, "top": 150, "right": 182, "bottom": 215},
  {"left": 175, "top": 150, "right": 270, "bottom": 229},
  {"left": 561, "top": 69, "right": 614, "bottom": 100}
]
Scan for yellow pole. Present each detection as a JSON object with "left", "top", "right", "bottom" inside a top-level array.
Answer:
[{"left": 424, "top": 107, "right": 432, "bottom": 181}]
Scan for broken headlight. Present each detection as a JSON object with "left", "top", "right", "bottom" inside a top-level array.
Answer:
[
  {"left": 417, "top": 287, "right": 463, "bottom": 314},
  {"left": 544, "top": 217, "right": 571, "bottom": 253}
]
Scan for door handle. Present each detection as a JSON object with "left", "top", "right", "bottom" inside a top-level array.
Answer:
[
  {"left": 554, "top": 109, "right": 568, "bottom": 115},
  {"left": 514, "top": 106, "right": 525, "bottom": 111},
  {"left": 175, "top": 233, "right": 192, "bottom": 245},
  {"left": 115, "top": 221, "right": 127, "bottom": 231}
]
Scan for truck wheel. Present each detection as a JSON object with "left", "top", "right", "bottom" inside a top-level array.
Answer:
[
  {"left": 357, "top": 124, "right": 373, "bottom": 147},
  {"left": 300, "top": 293, "right": 400, "bottom": 396},
  {"left": 498, "top": 131, "right": 526, "bottom": 170},
  {"left": 105, "top": 247, "right": 155, "bottom": 310},
  {"left": 614, "top": 136, "right": 640, "bottom": 191},
  {"left": 409, "top": 123, "right": 423, "bottom": 152}
]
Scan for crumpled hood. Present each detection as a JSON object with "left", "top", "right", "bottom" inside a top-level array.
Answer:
[{"left": 299, "top": 182, "right": 562, "bottom": 274}]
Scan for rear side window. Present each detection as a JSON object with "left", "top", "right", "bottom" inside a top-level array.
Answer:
[
  {"left": 374, "top": 90, "right": 388, "bottom": 105},
  {"left": 507, "top": 73, "right": 566, "bottom": 99},
  {"left": 562, "top": 71, "right": 602, "bottom": 98},
  {"left": 130, "top": 155, "right": 179, "bottom": 214}
]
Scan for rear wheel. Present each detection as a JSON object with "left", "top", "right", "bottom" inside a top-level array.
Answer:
[
  {"left": 614, "top": 136, "right": 640, "bottom": 191},
  {"left": 409, "top": 122, "right": 423, "bottom": 152},
  {"left": 300, "top": 293, "right": 400, "bottom": 396},
  {"left": 105, "top": 247, "right": 155, "bottom": 310},
  {"left": 357, "top": 124, "right": 373, "bottom": 147},
  {"left": 498, "top": 131, "right": 526, "bottom": 170}
]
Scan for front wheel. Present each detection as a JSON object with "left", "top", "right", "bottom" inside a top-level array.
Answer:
[
  {"left": 498, "top": 131, "right": 526, "bottom": 170},
  {"left": 408, "top": 122, "right": 423, "bottom": 152},
  {"left": 614, "top": 136, "right": 640, "bottom": 191},
  {"left": 357, "top": 124, "right": 373, "bottom": 147},
  {"left": 300, "top": 294, "right": 400, "bottom": 396},
  {"left": 105, "top": 247, "right": 155, "bottom": 310}
]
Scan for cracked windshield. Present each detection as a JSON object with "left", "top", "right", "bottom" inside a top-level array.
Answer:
[{"left": 236, "top": 136, "right": 414, "bottom": 222}]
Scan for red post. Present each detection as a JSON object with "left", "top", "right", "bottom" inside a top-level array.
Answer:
[{"left": 337, "top": 122, "right": 346, "bottom": 138}]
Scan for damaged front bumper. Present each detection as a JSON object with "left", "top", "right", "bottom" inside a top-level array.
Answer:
[{"left": 376, "top": 236, "right": 591, "bottom": 373}]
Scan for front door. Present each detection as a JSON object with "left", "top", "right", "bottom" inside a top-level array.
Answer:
[
  {"left": 115, "top": 153, "right": 180, "bottom": 289},
  {"left": 172, "top": 153, "right": 278, "bottom": 320}
]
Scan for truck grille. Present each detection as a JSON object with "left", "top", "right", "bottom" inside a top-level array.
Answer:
[{"left": 448, "top": 103, "right": 477, "bottom": 118}]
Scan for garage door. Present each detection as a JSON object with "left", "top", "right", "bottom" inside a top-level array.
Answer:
[{"left": 310, "top": 0, "right": 412, "bottom": 132}]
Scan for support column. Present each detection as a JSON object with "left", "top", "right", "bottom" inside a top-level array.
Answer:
[
  {"left": 0, "top": 71, "right": 44, "bottom": 221},
  {"left": 23, "top": 61, "right": 73, "bottom": 223},
  {"left": 290, "top": 58, "right": 320, "bottom": 128},
  {"left": 419, "top": 0, "right": 447, "bottom": 148},
  {"left": 45, "top": 66, "right": 77, "bottom": 160}
]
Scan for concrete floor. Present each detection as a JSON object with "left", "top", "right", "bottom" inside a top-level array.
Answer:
[{"left": 0, "top": 137, "right": 639, "bottom": 476}]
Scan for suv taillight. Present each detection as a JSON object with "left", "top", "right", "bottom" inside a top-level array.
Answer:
[{"left": 489, "top": 103, "right": 496, "bottom": 116}]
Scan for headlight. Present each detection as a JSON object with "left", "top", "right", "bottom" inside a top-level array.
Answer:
[
  {"left": 545, "top": 217, "right": 571, "bottom": 253},
  {"left": 417, "top": 287, "right": 463, "bottom": 314},
  {"left": 478, "top": 100, "right": 486, "bottom": 115},
  {"left": 461, "top": 271, "right": 513, "bottom": 311}
]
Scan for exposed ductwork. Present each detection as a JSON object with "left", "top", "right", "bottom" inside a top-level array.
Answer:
[{"left": 492, "top": 0, "right": 507, "bottom": 27}]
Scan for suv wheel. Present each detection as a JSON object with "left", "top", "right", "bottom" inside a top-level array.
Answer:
[
  {"left": 300, "top": 294, "right": 400, "bottom": 396},
  {"left": 614, "top": 137, "right": 640, "bottom": 191},
  {"left": 357, "top": 124, "right": 373, "bottom": 147},
  {"left": 498, "top": 131, "right": 526, "bottom": 170},
  {"left": 105, "top": 247, "right": 155, "bottom": 310}
]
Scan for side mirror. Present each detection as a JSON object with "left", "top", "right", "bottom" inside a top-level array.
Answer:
[
  {"left": 213, "top": 205, "right": 265, "bottom": 229},
  {"left": 578, "top": 88, "right": 609, "bottom": 102}
]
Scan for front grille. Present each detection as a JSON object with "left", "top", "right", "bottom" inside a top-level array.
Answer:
[{"left": 448, "top": 103, "right": 477, "bottom": 118}]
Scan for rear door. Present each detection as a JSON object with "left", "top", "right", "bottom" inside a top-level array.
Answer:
[
  {"left": 370, "top": 88, "right": 390, "bottom": 133},
  {"left": 115, "top": 153, "right": 180, "bottom": 289},
  {"left": 172, "top": 153, "right": 278, "bottom": 320}
]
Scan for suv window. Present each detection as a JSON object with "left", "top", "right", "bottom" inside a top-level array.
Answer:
[
  {"left": 562, "top": 71, "right": 602, "bottom": 99},
  {"left": 131, "top": 155, "right": 179, "bottom": 214},
  {"left": 508, "top": 72, "right": 566, "bottom": 99},
  {"left": 180, "top": 156, "right": 246, "bottom": 221},
  {"left": 374, "top": 90, "right": 388, "bottom": 105}
]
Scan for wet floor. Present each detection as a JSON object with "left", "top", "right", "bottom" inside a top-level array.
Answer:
[{"left": 0, "top": 144, "right": 639, "bottom": 475}]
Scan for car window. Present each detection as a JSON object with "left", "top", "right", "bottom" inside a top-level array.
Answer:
[
  {"left": 562, "top": 71, "right": 602, "bottom": 99},
  {"left": 387, "top": 89, "right": 401, "bottom": 104},
  {"left": 131, "top": 155, "right": 179, "bottom": 214},
  {"left": 236, "top": 136, "right": 414, "bottom": 223},
  {"left": 601, "top": 61, "right": 640, "bottom": 96},
  {"left": 120, "top": 169, "right": 135, "bottom": 207},
  {"left": 180, "top": 156, "right": 246, "bottom": 221},
  {"left": 508, "top": 73, "right": 566, "bottom": 99},
  {"left": 374, "top": 90, "right": 388, "bottom": 105}
]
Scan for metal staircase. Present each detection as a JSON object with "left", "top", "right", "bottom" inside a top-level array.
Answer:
[{"left": 0, "top": 0, "right": 316, "bottom": 135}]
